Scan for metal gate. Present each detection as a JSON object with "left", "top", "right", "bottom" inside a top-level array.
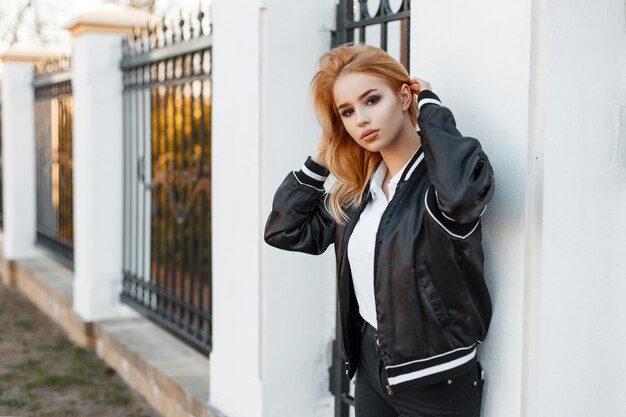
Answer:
[
  {"left": 33, "top": 57, "right": 74, "bottom": 267},
  {"left": 120, "top": 11, "right": 213, "bottom": 356},
  {"left": 329, "top": 1, "right": 411, "bottom": 415}
]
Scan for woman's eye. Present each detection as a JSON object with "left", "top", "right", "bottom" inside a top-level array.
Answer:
[{"left": 340, "top": 96, "right": 380, "bottom": 117}]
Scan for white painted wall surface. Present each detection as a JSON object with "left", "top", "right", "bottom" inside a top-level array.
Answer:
[
  {"left": 534, "top": 0, "right": 626, "bottom": 416},
  {"left": 411, "top": 1, "right": 532, "bottom": 416},
  {"left": 210, "top": 1, "right": 264, "bottom": 416},
  {"left": 1, "top": 61, "right": 38, "bottom": 260},
  {"left": 259, "top": 2, "right": 339, "bottom": 416},
  {"left": 211, "top": 0, "right": 338, "bottom": 416},
  {"left": 413, "top": 0, "right": 626, "bottom": 416}
]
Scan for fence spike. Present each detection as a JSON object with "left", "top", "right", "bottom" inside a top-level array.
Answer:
[
  {"left": 170, "top": 17, "right": 177, "bottom": 44},
  {"left": 179, "top": 10, "right": 186, "bottom": 42},
  {"left": 198, "top": 7, "right": 205, "bottom": 36},
  {"left": 135, "top": 26, "right": 141, "bottom": 54},
  {"left": 147, "top": 23, "right": 154, "bottom": 51},
  {"left": 138, "top": 26, "right": 144, "bottom": 53},
  {"left": 189, "top": 12, "right": 195, "bottom": 39},
  {"left": 121, "top": 36, "right": 128, "bottom": 57}
]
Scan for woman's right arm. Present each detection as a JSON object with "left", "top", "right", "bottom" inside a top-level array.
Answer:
[{"left": 263, "top": 156, "right": 336, "bottom": 255}]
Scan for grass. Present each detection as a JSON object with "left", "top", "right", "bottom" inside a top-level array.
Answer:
[
  {"left": 0, "top": 284, "right": 158, "bottom": 416},
  {"left": 0, "top": 337, "right": 132, "bottom": 405},
  {"left": 14, "top": 316, "right": 35, "bottom": 331}
]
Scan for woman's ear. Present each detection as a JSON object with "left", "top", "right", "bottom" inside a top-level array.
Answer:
[{"left": 399, "top": 83, "right": 412, "bottom": 111}]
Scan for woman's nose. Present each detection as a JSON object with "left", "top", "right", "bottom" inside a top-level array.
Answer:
[{"left": 356, "top": 110, "right": 370, "bottom": 126}]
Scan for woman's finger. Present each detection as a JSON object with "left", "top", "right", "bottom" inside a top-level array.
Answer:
[{"left": 410, "top": 76, "right": 430, "bottom": 88}]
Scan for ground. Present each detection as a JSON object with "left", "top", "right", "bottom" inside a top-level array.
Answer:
[{"left": 0, "top": 283, "right": 161, "bottom": 417}]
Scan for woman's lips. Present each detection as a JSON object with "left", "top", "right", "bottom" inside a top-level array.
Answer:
[{"left": 361, "top": 130, "right": 379, "bottom": 142}]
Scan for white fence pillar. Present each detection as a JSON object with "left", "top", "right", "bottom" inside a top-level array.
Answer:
[
  {"left": 526, "top": 1, "right": 626, "bottom": 416},
  {"left": 412, "top": 1, "right": 626, "bottom": 416},
  {"left": 1, "top": 44, "right": 60, "bottom": 261},
  {"left": 411, "top": 3, "right": 532, "bottom": 416},
  {"left": 64, "top": 5, "right": 154, "bottom": 321},
  {"left": 211, "top": 1, "right": 337, "bottom": 416}
]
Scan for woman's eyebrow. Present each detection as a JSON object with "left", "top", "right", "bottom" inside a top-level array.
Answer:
[{"left": 336, "top": 88, "right": 379, "bottom": 110}]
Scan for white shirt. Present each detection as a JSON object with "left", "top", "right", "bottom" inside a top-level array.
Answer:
[{"left": 347, "top": 146, "right": 423, "bottom": 329}]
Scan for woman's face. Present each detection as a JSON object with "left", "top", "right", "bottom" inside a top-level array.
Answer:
[{"left": 333, "top": 72, "right": 408, "bottom": 152}]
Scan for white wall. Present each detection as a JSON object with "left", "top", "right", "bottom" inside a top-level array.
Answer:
[
  {"left": 259, "top": 2, "right": 339, "bottom": 416},
  {"left": 71, "top": 31, "right": 133, "bottom": 321},
  {"left": 210, "top": 1, "right": 263, "bottom": 415},
  {"left": 211, "top": 0, "right": 338, "bottom": 416},
  {"left": 534, "top": 0, "right": 626, "bottom": 416},
  {"left": 1, "top": 61, "right": 38, "bottom": 259},
  {"left": 413, "top": 0, "right": 626, "bottom": 416},
  {"left": 412, "top": 1, "right": 531, "bottom": 416}
]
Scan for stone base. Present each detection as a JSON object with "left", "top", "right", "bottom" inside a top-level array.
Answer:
[
  {"left": 14, "top": 257, "right": 95, "bottom": 349},
  {"left": 0, "top": 257, "right": 16, "bottom": 287}
]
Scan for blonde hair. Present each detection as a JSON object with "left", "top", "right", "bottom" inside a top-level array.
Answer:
[{"left": 308, "top": 43, "right": 419, "bottom": 225}]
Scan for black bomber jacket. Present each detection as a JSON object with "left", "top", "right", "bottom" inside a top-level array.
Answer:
[{"left": 263, "top": 90, "right": 495, "bottom": 395}]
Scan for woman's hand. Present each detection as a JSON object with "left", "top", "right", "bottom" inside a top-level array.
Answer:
[{"left": 407, "top": 76, "right": 432, "bottom": 95}]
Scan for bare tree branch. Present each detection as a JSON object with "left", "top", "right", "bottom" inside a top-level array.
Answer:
[{"left": 11, "top": 0, "right": 34, "bottom": 44}]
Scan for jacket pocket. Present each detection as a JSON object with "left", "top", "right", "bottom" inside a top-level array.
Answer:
[{"left": 415, "top": 263, "right": 454, "bottom": 328}]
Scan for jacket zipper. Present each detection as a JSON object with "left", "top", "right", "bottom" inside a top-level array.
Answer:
[
  {"left": 371, "top": 150, "right": 421, "bottom": 395},
  {"left": 372, "top": 181, "right": 409, "bottom": 397},
  {"left": 336, "top": 186, "right": 372, "bottom": 377}
]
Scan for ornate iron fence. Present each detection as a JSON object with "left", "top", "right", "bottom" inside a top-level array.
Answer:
[
  {"left": 120, "top": 9, "right": 213, "bottom": 356},
  {"left": 329, "top": 1, "right": 411, "bottom": 415},
  {"left": 332, "top": 0, "right": 410, "bottom": 72},
  {"left": 33, "top": 56, "right": 74, "bottom": 267}
]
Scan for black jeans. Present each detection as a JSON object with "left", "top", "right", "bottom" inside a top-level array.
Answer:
[{"left": 354, "top": 319, "right": 485, "bottom": 417}]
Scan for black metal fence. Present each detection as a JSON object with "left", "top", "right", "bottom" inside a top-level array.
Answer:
[
  {"left": 33, "top": 57, "right": 74, "bottom": 267},
  {"left": 332, "top": 0, "right": 410, "bottom": 72},
  {"left": 120, "top": 10, "right": 213, "bottom": 356},
  {"left": 330, "top": 1, "right": 411, "bottom": 415}
]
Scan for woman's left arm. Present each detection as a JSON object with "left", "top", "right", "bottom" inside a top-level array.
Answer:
[{"left": 416, "top": 89, "right": 495, "bottom": 226}]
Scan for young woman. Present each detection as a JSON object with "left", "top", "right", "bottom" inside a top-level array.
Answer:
[{"left": 264, "top": 43, "right": 495, "bottom": 417}]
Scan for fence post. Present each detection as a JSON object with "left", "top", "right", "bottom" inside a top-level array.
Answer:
[
  {"left": 210, "top": 1, "right": 338, "bottom": 416},
  {"left": 0, "top": 44, "right": 60, "bottom": 269},
  {"left": 64, "top": 5, "right": 154, "bottom": 321}
]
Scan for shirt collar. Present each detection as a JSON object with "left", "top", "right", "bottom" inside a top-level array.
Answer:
[{"left": 369, "top": 145, "right": 422, "bottom": 199}]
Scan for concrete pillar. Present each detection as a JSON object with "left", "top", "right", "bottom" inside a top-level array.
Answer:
[
  {"left": 63, "top": 4, "right": 155, "bottom": 321},
  {"left": 1, "top": 43, "right": 61, "bottom": 264},
  {"left": 211, "top": 1, "right": 337, "bottom": 416},
  {"left": 412, "top": 0, "right": 626, "bottom": 416},
  {"left": 410, "top": 2, "right": 532, "bottom": 416},
  {"left": 527, "top": 1, "right": 626, "bottom": 416}
]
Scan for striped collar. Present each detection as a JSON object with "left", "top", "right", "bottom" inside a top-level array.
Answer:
[
  {"left": 369, "top": 144, "right": 424, "bottom": 198},
  {"left": 399, "top": 144, "right": 425, "bottom": 182}
]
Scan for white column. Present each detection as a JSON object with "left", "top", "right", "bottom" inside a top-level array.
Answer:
[
  {"left": 64, "top": 4, "right": 155, "bottom": 321},
  {"left": 530, "top": 0, "right": 626, "bottom": 416},
  {"left": 413, "top": 0, "right": 626, "bottom": 416},
  {"left": 411, "top": 2, "right": 532, "bottom": 416},
  {"left": 211, "top": 1, "right": 337, "bottom": 416},
  {"left": 1, "top": 44, "right": 61, "bottom": 261}
]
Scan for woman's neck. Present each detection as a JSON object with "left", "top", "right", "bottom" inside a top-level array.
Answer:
[{"left": 379, "top": 122, "right": 422, "bottom": 181}]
